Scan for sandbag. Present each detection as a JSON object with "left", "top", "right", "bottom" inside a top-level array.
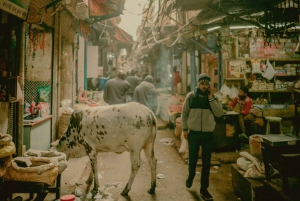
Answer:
[
  {"left": 0, "top": 155, "right": 13, "bottom": 177},
  {"left": 4, "top": 157, "right": 58, "bottom": 185},
  {"left": 0, "top": 142, "right": 16, "bottom": 158},
  {"left": 24, "top": 149, "right": 68, "bottom": 174},
  {"left": 249, "top": 135, "right": 263, "bottom": 157},
  {"left": 0, "top": 134, "right": 12, "bottom": 146},
  {"left": 236, "top": 157, "right": 252, "bottom": 171}
]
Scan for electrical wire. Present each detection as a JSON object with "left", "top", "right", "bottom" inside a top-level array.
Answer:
[{"left": 99, "top": 20, "right": 107, "bottom": 38}]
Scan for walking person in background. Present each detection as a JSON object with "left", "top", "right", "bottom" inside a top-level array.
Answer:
[
  {"left": 173, "top": 66, "right": 181, "bottom": 96},
  {"left": 181, "top": 73, "right": 223, "bottom": 201},
  {"left": 103, "top": 70, "right": 130, "bottom": 105},
  {"left": 229, "top": 86, "right": 256, "bottom": 140},
  {"left": 125, "top": 69, "right": 141, "bottom": 102},
  {"left": 133, "top": 75, "right": 158, "bottom": 114}
]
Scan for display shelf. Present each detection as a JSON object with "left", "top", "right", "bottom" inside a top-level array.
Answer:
[
  {"left": 0, "top": 23, "right": 20, "bottom": 102},
  {"left": 0, "top": 76, "right": 17, "bottom": 102},
  {"left": 238, "top": 57, "right": 300, "bottom": 61},
  {"left": 247, "top": 58, "right": 300, "bottom": 105},
  {"left": 294, "top": 89, "right": 300, "bottom": 136}
]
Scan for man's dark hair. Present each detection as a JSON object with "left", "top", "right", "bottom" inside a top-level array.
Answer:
[
  {"left": 130, "top": 69, "right": 135, "bottom": 76},
  {"left": 240, "top": 86, "right": 249, "bottom": 94}
]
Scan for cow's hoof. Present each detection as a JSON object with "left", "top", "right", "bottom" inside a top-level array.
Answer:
[
  {"left": 91, "top": 188, "right": 99, "bottom": 196},
  {"left": 147, "top": 189, "right": 155, "bottom": 194},
  {"left": 120, "top": 190, "right": 129, "bottom": 196},
  {"left": 86, "top": 178, "right": 93, "bottom": 184}
]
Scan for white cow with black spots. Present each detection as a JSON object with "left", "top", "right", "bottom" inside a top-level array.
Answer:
[{"left": 55, "top": 102, "right": 157, "bottom": 196}]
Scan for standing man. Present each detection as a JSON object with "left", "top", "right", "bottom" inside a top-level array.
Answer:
[
  {"left": 103, "top": 70, "right": 130, "bottom": 105},
  {"left": 133, "top": 75, "right": 158, "bottom": 114},
  {"left": 229, "top": 86, "right": 256, "bottom": 140},
  {"left": 181, "top": 73, "right": 223, "bottom": 201},
  {"left": 125, "top": 69, "right": 141, "bottom": 102}
]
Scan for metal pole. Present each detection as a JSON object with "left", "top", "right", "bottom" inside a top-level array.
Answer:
[{"left": 190, "top": 45, "right": 196, "bottom": 90}]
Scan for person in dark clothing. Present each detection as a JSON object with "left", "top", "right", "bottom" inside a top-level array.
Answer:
[
  {"left": 133, "top": 75, "right": 157, "bottom": 113},
  {"left": 125, "top": 70, "right": 141, "bottom": 102},
  {"left": 103, "top": 70, "right": 130, "bottom": 105},
  {"left": 181, "top": 73, "right": 223, "bottom": 201}
]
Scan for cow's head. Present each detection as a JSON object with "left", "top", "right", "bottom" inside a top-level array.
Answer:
[{"left": 53, "top": 110, "right": 87, "bottom": 159}]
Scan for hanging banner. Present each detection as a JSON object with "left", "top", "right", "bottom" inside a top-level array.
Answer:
[
  {"left": 0, "top": 0, "right": 31, "bottom": 20},
  {"left": 88, "top": 0, "right": 125, "bottom": 20}
]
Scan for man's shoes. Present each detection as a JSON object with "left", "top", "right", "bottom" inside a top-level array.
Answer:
[
  {"left": 239, "top": 133, "right": 248, "bottom": 140},
  {"left": 200, "top": 189, "right": 213, "bottom": 201},
  {"left": 186, "top": 178, "right": 193, "bottom": 188}
]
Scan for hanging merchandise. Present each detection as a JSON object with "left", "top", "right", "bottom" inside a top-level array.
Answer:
[
  {"left": 251, "top": 59, "right": 261, "bottom": 74},
  {"left": 11, "top": 29, "right": 17, "bottom": 49},
  {"left": 261, "top": 59, "right": 276, "bottom": 80},
  {"left": 227, "top": 60, "right": 245, "bottom": 78},
  {"left": 38, "top": 85, "right": 51, "bottom": 102}
]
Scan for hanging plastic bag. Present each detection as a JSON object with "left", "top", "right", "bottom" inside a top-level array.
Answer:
[
  {"left": 220, "top": 83, "right": 231, "bottom": 97},
  {"left": 229, "top": 85, "right": 238, "bottom": 100},
  {"left": 262, "top": 59, "right": 276, "bottom": 80}
]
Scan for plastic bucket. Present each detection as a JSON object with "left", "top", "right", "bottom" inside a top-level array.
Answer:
[{"left": 60, "top": 195, "right": 76, "bottom": 201}]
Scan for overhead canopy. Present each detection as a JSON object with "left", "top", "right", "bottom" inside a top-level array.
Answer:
[
  {"left": 113, "top": 25, "right": 133, "bottom": 45},
  {"left": 88, "top": 0, "right": 125, "bottom": 21}
]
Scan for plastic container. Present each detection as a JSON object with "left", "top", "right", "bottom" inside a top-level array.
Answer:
[{"left": 60, "top": 194, "right": 76, "bottom": 201}]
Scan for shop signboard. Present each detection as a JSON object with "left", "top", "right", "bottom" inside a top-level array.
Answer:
[{"left": 0, "top": 0, "right": 31, "bottom": 20}]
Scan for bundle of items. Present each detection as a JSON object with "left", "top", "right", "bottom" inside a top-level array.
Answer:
[
  {"left": 0, "top": 134, "right": 16, "bottom": 177},
  {"left": 236, "top": 151, "right": 265, "bottom": 179},
  {"left": 236, "top": 151, "right": 278, "bottom": 179}
]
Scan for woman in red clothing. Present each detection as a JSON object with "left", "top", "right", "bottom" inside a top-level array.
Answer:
[
  {"left": 229, "top": 86, "right": 256, "bottom": 139},
  {"left": 173, "top": 66, "right": 181, "bottom": 95}
]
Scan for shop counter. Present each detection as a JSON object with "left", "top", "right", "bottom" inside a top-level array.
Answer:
[
  {"left": 23, "top": 116, "right": 52, "bottom": 151},
  {"left": 261, "top": 134, "right": 300, "bottom": 195},
  {"left": 213, "top": 111, "right": 240, "bottom": 151}
]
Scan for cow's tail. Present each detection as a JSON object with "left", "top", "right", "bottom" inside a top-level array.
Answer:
[
  {"left": 144, "top": 110, "right": 157, "bottom": 194},
  {"left": 150, "top": 110, "right": 157, "bottom": 143}
]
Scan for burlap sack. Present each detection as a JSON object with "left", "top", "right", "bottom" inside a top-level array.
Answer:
[
  {"left": 24, "top": 149, "right": 68, "bottom": 174},
  {"left": 4, "top": 157, "right": 58, "bottom": 185},
  {"left": 0, "top": 142, "right": 16, "bottom": 158}
]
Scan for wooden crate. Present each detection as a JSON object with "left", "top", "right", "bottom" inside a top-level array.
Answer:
[{"left": 231, "top": 164, "right": 268, "bottom": 201}]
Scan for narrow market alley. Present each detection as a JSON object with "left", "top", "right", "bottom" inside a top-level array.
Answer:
[
  {"left": 14, "top": 120, "right": 240, "bottom": 201},
  {"left": 1, "top": 1, "right": 300, "bottom": 201}
]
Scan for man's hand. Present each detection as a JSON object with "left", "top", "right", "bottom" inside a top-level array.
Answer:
[
  {"left": 208, "top": 87, "right": 216, "bottom": 99},
  {"left": 183, "top": 131, "right": 189, "bottom": 140}
]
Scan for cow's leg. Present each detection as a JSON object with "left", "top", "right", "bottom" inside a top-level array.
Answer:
[
  {"left": 121, "top": 151, "right": 141, "bottom": 196},
  {"left": 87, "top": 151, "right": 99, "bottom": 196},
  {"left": 143, "top": 141, "right": 157, "bottom": 194},
  {"left": 87, "top": 168, "right": 94, "bottom": 184}
]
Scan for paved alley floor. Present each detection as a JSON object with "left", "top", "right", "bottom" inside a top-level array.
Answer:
[{"left": 13, "top": 125, "right": 242, "bottom": 201}]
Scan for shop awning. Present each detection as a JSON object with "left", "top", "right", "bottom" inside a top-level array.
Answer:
[{"left": 112, "top": 25, "right": 133, "bottom": 45}]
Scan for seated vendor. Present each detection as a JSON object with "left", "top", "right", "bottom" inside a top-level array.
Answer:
[{"left": 229, "top": 86, "right": 256, "bottom": 140}]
